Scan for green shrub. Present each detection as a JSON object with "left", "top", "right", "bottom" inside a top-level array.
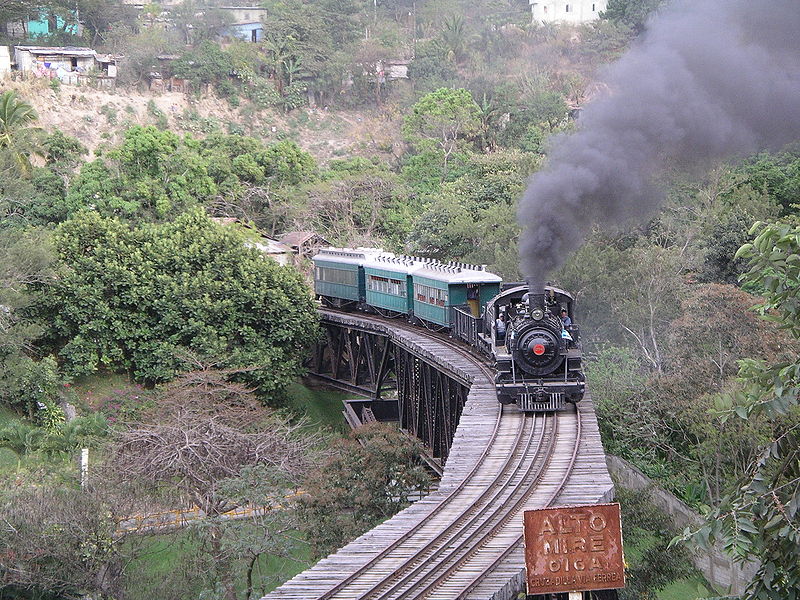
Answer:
[
  {"left": 0, "top": 355, "right": 62, "bottom": 416},
  {"left": 147, "top": 100, "right": 168, "bottom": 130},
  {"left": 248, "top": 79, "right": 281, "bottom": 109},
  {"left": 0, "top": 421, "right": 44, "bottom": 456}
]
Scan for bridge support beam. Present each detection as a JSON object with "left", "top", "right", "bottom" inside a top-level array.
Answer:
[{"left": 307, "top": 318, "right": 470, "bottom": 461}]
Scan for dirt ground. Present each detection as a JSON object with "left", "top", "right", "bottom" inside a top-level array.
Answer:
[{"left": 6, "top": 78, "right": 404, "bottom": 164}]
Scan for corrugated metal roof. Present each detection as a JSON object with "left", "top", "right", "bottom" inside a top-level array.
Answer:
[
  {"left": 15, "top": 46, "right": 96, "bottom": 57},
  {"left": 313, "top": 246, "right": 503, "bottom": 284},
  {"left": 313, "top": 247, "right": 386, "bottom": 266},
  {"left": 249, "top": 240, "right": 292, "bottom": 255}
]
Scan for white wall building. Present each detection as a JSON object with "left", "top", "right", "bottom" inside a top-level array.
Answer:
[{"left": 530, "top": 0, "right": 607, "bottom": 24}]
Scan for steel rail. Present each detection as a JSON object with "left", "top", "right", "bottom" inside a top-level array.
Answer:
[
  {"left": 353, "top": 413, "right": 545, "bottom": 600},
  {"left": 452, "top": 402, "right": 584, "bottom": 600},
  {"left": 388, "top": 413, "right": 559, "bottom": 600},
  {"left": 316, "top": 308, "right": 583, "bottom": 600},
  {"left": 315, "top": 311, "right": 506, "bottom": 600}
]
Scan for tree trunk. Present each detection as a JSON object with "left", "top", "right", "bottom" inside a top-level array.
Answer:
[
  {"left": 209, "top": 521, "right": 236, "bottom": 600},
  {"left": 245, "top": 553, "right": 260, "bottom": 600}
]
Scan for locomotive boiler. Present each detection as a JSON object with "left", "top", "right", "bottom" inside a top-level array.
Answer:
[{"left": 489, "top": 287, "right": 585, "bottom": 411}]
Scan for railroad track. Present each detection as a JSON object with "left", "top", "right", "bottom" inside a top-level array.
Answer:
[{"left": 291, "top": 310, "right": 584, "bottom": 600}]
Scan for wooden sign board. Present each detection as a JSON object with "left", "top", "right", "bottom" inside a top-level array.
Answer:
[{"left": 523, "top": 503, "right": 625, "bottom": 595}]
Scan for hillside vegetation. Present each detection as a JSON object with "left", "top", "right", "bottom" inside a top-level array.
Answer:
[{"left": 0, "top": 0, "right": 798, "bottom": 599}]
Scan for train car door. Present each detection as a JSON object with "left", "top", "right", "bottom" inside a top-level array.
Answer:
[{"left": 466, "top": 283, "right": 479, "bottom": 316}]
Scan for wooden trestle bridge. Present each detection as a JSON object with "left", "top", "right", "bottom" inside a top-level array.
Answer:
[{"left": 261, "top": 310, "right": 614, "bottom": 600}]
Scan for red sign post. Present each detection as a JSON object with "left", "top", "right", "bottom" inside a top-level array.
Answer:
[{"left": 523, "top": 503, "right": 626, "bottom": 596}]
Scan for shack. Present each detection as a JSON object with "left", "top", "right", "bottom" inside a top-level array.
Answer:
[
  {"left": 212, "top": 218, "right": 296, "bottom": 266},
  {"left": 13, "top": 46, "right": 118, "bottom": 87},
  {"left": 279, "top": 231, "right": 331, "bottom": 260},
  {"left": 14, "top": 46, "right": 94, "bottom": 74}
]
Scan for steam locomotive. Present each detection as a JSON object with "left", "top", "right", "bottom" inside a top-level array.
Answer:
[{"left": 312, "top": 247, "right": 585, "bottom": 412}]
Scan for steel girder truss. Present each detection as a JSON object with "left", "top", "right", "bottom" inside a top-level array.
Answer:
[{"left": 308, "top": 321, "right": 469, "bottom": 460}]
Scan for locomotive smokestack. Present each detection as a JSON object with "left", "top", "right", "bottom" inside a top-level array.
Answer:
[{"left": 525, "top": 277, "right": 546, "bottom": 314}]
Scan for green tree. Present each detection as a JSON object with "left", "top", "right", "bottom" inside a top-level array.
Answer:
[
  {"left": 402, "top": 88, "right": 481, "bottom": 179},
  {"left": 42, "top": 129, "right": 86, "bottom": 170},
  {"left": 683, "top": 221, "right": 800, "bottom": 600},
  {"left": 0, "top": 228, "right": 57, "bottom": 418},
  {"left": 299, "top": 423, "right": 430, "bottom": 559},
  {"left": 0, "top": 91, "right": 44, "bottom": 177},
  {"left": 75, "top": 0, "right": 138, "bottom": 45},
  {"left": 66, "top": 126, "right": 217, "bottom": 220},
  {"left": 34, "top": 209, "right": 319, "bottom": 402},
  {"left": 172, "top": 40, "right": 234, "bottom": 88},
  {"left": 601, "top": 0, "right": 665, "bottom": 33},
  {"left": 407, "top": 39, "right": 459, "bottom": 93},
  {"left": 735, "top": 149, "right": 800, "bottom": 215},
  {"left": 408, "top": 150, "right": 537, "bottom": 275}
]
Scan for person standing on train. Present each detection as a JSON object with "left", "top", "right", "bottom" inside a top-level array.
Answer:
[{"left": 496, "top": 314, "right": 506, "bottom": 344}]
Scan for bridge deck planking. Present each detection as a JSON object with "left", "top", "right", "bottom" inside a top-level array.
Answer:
[{"left": 262, "top": 312, "right": 613, "bottom": 600}]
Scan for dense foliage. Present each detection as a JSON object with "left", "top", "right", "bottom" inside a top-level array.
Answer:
[
  {"left": 682, "top": 221, "right": 800, "bottom": 600},
  {"left": 32, "top": 209, "right": 318, "bottom": 401},
  {"left": 299, "top": 423, "right": 430, "bottom": 558}
]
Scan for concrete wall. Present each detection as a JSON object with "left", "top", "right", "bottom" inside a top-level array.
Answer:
[
  {"left": 606, "top": 454, "right": 759, "bottom": 595},
  {"left": 0, "top": 47, "right": 10, "bottom": 77},
  {"left": 222, "top": 7, "right": 268, "bottom": 24},
  {"left": 530, "top": 0, "right": 607, "bottom": 23},
  {"left": 225, "top": 22, "right": 264, "bottom": 42}
]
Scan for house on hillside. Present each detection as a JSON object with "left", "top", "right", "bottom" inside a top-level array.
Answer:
[
  {"left": 13, "top": 46, "right": 119, "bottom": 86},
  {"left": 220, "top": 6, "right": 268, "bottom": 42},
  {"left": 530, "top": 0, "right": 607, "bottom": 23},
  {"left": 120, "top": 2, "right": 267, "bottom": 42},
  {"left": 377, "top": 59, "right": 411, "bottom": 81},
  {"left": 279, "top": 231, "right": 331, "bottom": 260},
  {"left": 3, "top": 7, "right": 80, "bottom": 39}
]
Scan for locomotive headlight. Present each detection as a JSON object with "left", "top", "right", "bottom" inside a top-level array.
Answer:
[{"left": 531, "top": 308, "right": 544, "bottom": 321}]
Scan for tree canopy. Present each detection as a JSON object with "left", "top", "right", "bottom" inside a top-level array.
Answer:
[
  {"left": 34, "top": 209, "right": 319, "bottom": 402},
  {"left": 684, "top": 221, "right": 800, "bottom": 600}
]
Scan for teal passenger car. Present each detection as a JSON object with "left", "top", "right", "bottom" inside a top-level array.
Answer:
[
  {"left": 312, "top": 248, "right": 375, "bottom": 306},
  {"left": 312, "top": 248, "right": 502, "bottom": 327},
  {"left": 362, "top": 255, "right": 417, "bottom": 316},
  {"left": 412, "top": 263, "right": 502, "bottom": 327}
]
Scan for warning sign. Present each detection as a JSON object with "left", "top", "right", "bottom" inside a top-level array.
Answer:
[{"left": 523, "top": 503, "right": 625, "bottom": 595}]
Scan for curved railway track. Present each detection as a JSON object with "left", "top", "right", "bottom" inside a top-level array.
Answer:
[
  {"left": 264, "top": 310, "right": 607, "bottom": 600},
  {"left": 323, "top": 310, "right": 582, "bottom": 599}
]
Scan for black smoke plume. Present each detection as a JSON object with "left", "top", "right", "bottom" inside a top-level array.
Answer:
[{"left": 518, "top": 0, "right": 800, "bottom": 290}]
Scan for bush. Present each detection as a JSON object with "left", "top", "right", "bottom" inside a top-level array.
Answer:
[
  {"left": 0, "top": 355, "right": 62, "bottom": 417},
  {"left": 35, "top": 210, "right": 320, "bottom": 403},
  {"left": 172, "top": 40, "right": 233, "bottom": 88},
  {"left": 146, "top": 100, "right": 168, "bottom": 130},
  {"left": 247, "top": 79, "right": 281, "bottom": 109}
]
